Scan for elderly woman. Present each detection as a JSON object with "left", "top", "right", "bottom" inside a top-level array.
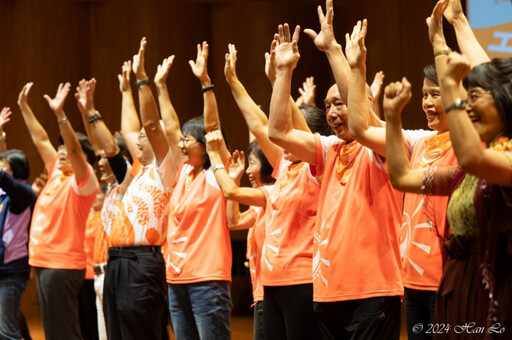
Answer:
[{"left": 384, "top": 54, "right": 512, "bottom": 339}]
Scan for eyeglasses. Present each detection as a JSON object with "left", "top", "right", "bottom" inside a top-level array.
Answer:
[
  {"left": 467, "top": 89, "right": 491, "bottom": 105},
  {"left": 179, "top": 136, "right": 198, "bottom": 145}
]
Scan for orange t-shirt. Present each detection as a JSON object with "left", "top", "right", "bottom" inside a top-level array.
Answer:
[
  {"left": 260, "top": 153, "right": 319, "bottom": 286},
  {"left": 109, "top": 154, "right": 174, "bottom": 247},
  {"left": 165, "top": 163, "right": 232, "bottom": 284},
  {"left": 247, "top": 185, "right": 272, "bottom": 302},
  {"left": 29, "top": 158, "right": 99, "bottom": 270},
  {"left": 84, "top": 210, "right": 101, "bottom": 279},
  {"left": 311, "top": 135, "right": 404, "bottom": 302},
  {"left": 401, "top": 132, "right": 457, "bottom": 291}
]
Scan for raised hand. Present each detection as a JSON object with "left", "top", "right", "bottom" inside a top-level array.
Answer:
[
  {"left": 205, "top": 129, "right": 224, "bottom": 153},
  {"left": 304, "top": 0, "right": 339, "bottom": 52},
  {"left": 264, "top": 38, "right": 278, "bottom": 84},
  {"left": 370, "top": 71, "right": 385, "bottom": 100},
  {"left": 442, "top": 52, "right": 471, "bottom": 85},
  {"left": 189, "top": 41, "right": 210, "bottom": 82},
  {"left": 443, "top": 0, "right": 464, "bottom": 25},
  {"left": 17, "top": 82, "right": 34, "bottom": 107},
  {"left": 118, "top": 60, "right": 132, "bottom": 93},
  {"left": 0, "top": 107, "right": 12, "bottom": 130},
  {"left": 224, "top": 43, "right": 238, "bottom": 84},
  {"left": 44, "top": 83, "right": 71, "bottom": 113},
  {"left": 154, "top": 55, "right": 175, "bottom": 86},
  {"left": 132, "top": 37, "right": 148, "bottom": 81},
  {"left": 383, "top": 78, "right": 412, "bottom": 120},
  {"left": 426, "top": 0, "right": 449, "bottom": 46},
  {"left": 228, "top": 150, "right": 246, "bottom": 181},
  {"left": 296, "top": 76, "right": 316, "bottom": 106},
  {"left": 345, "top": 19, "right": 368, "bottom": 69},
  {"left": 274, "top": 23, "right": 301, "bottom": 70}
]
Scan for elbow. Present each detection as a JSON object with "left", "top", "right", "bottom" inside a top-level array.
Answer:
[
  {"left": 142, "top": 119, "right": 160, "bottom": 133},
  {"left": 458, "top": 154, "right": 482, "bottom": 175},
  {"left": 268, "top": 127, "right": 287, "bottom": 145},
  {"left": 348, "top": 125, "right": 364, "bottom": 140},
  {"left": 388, "top": 168, "right": 408, "bottom": 192},
  {"left": 103, "top": 140, "right": 119, "bottom": 158}
]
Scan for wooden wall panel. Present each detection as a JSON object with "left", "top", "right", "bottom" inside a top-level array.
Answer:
[{"left": 0, "top": 0, "right": 457, "bottom": 180}]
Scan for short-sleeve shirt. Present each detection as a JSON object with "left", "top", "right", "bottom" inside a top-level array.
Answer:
[
  {"left": 29, "top": 157, "right": 98, "bottom": 270},
  {"left": 165, "top": 163, "right": 232, "bottom": 284},
  {"left": 109, "top": 153, "right": 174, "bottom": 247},
  {"left": 401, "top": 131, "right": 457, "bottom": 291},
  {"left": 260, "top": 152, "right": 320, "bottom": 286},
  {"left": 311, "top": 135, "right": 404, "bottom": 302},
  {"left": 247, "top": 185, "right": 272, "bottom": 302}
]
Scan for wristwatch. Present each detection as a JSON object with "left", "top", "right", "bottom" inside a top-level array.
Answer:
[{"left": 445, "top": 98, "right": 467, "bottom": 114}]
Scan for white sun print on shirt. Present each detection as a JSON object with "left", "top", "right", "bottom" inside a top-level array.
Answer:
[
  {"left": 262, "top": 209, "right": 280, "bottom": 272},
  {"left": 312, "top": 219, "right": 330, "bottom": 287},
  {"left": 401, "top": 197, "right": 433, "bottom": 276},
  {"left": 166, "top": 232, "right": 188, "bottom": 274}
]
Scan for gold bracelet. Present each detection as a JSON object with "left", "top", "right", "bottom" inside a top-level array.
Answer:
[
  {"left": 434, "top": 47, "right": 452, "bottom": 58},
  {"left": 58, "top": 117, "right": 69, "bottom": 125}
]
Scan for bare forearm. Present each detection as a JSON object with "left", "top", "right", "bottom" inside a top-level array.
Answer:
[
  {"left": 156, "top": 83, "right": 181, "bottom": 142},
  {"left": 452, "top": 16, "right": 490, "bottom": 67},
  {"left": 229, "top": 79, "right": 269, "bottom": 133},
  {"left": 348, "top": 67, "right": 370, "bottom": 137},
  {"left": 269, "top": 70, "right": 294, "bottom": 143},
  {"left": 18, "top": 104, "right": 51, "bottom": 144},
  {"left": 120, "top": 90, "right": 140, "bottom": 134},
  {"left": 325, "top": 46, "right": 351, "bottom": 103}
]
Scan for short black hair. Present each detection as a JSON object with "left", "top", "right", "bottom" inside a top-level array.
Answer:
[
  {"left": 463, "top": 58, "right": 512, "bottom": 138},
  {"left": 0, "top": 149, "right": 30, "bottom": 180},
  {"left": 182, "top": 115, "right": 229, "bottom": 169},
  {"left": 247, "top": 140, "right": 275, "bottom": 185},
  {"left": 58, "top": 132, "right": 97, "bottom": 165},
  {"left": 423, "top": 64, "right": 438, "bottom": 85},
  {"left": 299, "top": 104, "right": 333, "bottom": 136}
]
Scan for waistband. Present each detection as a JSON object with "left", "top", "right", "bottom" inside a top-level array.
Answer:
[{"left": 108, "top": 245, "right": 161, "bottom": 259}]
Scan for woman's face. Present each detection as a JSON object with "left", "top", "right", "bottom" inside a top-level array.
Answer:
[
  {"left": 422, "top": 78, "right": 448, "bottom": 132},
  {"left": 246, "top": 152, "right": 263, "bottom": 188},
  {"left": 466, "top": 87, "right": 504, "bottom": 144},
  {"left": 178, "top": 134, "right": 206, "bottom": 168}
]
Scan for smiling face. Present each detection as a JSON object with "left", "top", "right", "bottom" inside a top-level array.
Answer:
[
  {"left": 466, "top": 87, "right": 504, "bottom": 144},
  {"left": 324, "top": 85, "right": 353, "bottom": 141},
  {"left": 246, "top": 152, "right": 263, "bottom": 188},
  {"left": 136, "top": 128, "right": 155, "bottom": 166},
  {"left": 57, "top": 145, "right": 73, "bottom": 173},
  {"left": 98, "top": 151, "right": 114, "bottom": 182},
  {"left": 178, "top": 134, "right": 206, "bottom": 168},
  {"left": 422, "top": 78, "right": 448, "bottom": 133}
]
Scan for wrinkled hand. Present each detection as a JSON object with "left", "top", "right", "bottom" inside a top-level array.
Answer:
[
  {"left": 155, "top": 55, "right": 175, "bottom": 86},
  {"left": 31, "top": 173, "right": 47, "bottom": 197},
  {"left": 443, "top": 0, "right": 464, "bottom": 25},
  {"left": 228, "top": 150, "right": 245, "bottom": 181},
  {"left": 274, "top": 24, "right": 301, "bottom": 70},
  {"left": 383, "top": 78, "right": 412, "bottom": 120},
  {"left": 370, "top": 71, "right": 385, "bottom": 100},
  {"left": 189, "top": 41, "right": 210, "bottom": 81},
  {"left": 296, "top": 76, "right": 316, "bottom": 106},
  {"left": 132, "top": 37, "right": 147, "bottom": 81},
  {"left": 442, "top": 52, "right": 471, "bottom": 85},
  {"left": 264, "top": 38, "right": 278, "bottom": 84},
  {"left": 205, "top": 129, "right": 224, "bottom": 153},
  {"left": 17, "top": 82, "right": 34, "bottom": 107},
  {"left": 118, "top": 60, "right": 132, "bottom": 93},
  {"left": 426, "top": 0, "right": 448, "bottom": 45},
  {"left": 44, "top": 83, "right": 71, "bottom": 113},
  {"left": 345, "top": 19, "right": 368, "bottom": 69},
  {"left": 224, "top": 43, "right": 238, "bottom": 84},
  {"left": 0, "top": 107, "right": 12, "bottom": 130},
  {"left": 304, "top": 0, "right": 340, "bottom": 52}
]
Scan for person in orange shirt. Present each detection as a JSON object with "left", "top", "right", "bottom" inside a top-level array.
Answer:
[{"left": 17, "top": 82, "right": 99, "bottom": 340}]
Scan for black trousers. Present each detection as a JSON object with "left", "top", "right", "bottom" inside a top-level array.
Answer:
[
  {"left": 103, "top": 246, "right": 168, "bottom": 340},
  {"left": 263, "top": 284, "right": 319, "bottom": 340},
  {"left": 78, "top": 279, "right": 99, "bottom": 340},
  {"left": 314, "top": 296, "right": 401, "bottom": 340}
]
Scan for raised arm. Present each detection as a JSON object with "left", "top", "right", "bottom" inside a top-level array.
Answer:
[
  {"left": 444, "top": 0, "right": 490, "bottom": 67},
  {"left": 17, "top": 83, "right": 57, "bottom": 171},
  {"left": 0, "top": 107, "right": 12, "bottom": 152},
  {"left": 154, "top": 55, "right": 183, "bottom": 165},
  {"left": 346, "top": 19, "right": 386, "bottom": 156},
  {"left": 76, "top": 78, "right": 120, "bottom": 157},
  {"left": 304, "top": 0, "right": 351, "bottom": 104},
  {"left": 205, "top": 130, "right": 266, "bottom": 207},
  {"left": 370, "top": 71, "right": 384, "bottom": 118},
  {"left": 118, "top": 60, "right": 141, "bottom": 161},
  {"left": 132, "top": 37, "right": 170, "bottom": 166},
  {"left": 189, "top": 42, "right": 230, "bottom": 165},
  {"left": 296, "top": 76, "right": 317, "bottom": 107},
  {"left": 225, "top": 43, "right": 281, "bottom": 167},
  {"left": 440, "top": 53, "right": 512, "bottom": 186},
  {"left": 44, "top": 83, "right": 89, "bottom": 182},
  {"left": 268, "top": 24, "right": 317, "bottom": 165}
]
